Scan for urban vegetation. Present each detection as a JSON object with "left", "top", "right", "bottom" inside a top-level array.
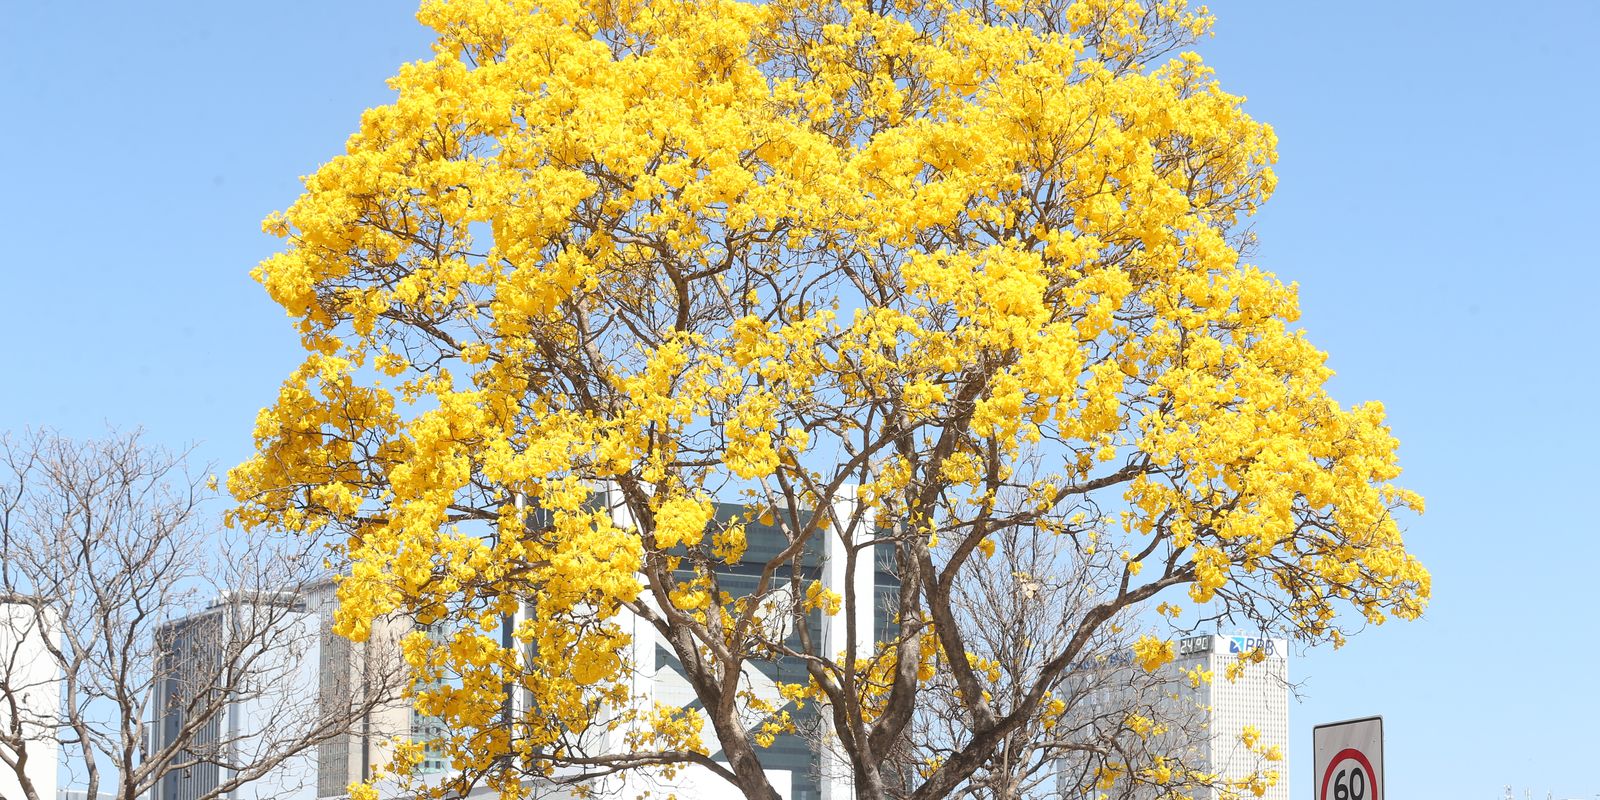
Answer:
[
  {"left": 5, "top": 1, "right": 1432, "bottom": 800},
  {"left": 0, "top": 430, "right": 407, "bottom": 800},
  {"left": 230, "top": 0, "right": 1430, "bottom": 798}
]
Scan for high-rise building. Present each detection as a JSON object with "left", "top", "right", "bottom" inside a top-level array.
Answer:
[
  {"left": 1173, "top": 634, "right": 1290, "bottom": 800},
  {"left": 595, "top": 488, "right": 891, "bottom": 800},
  {"left": 302, "top": 581, "right": 439, "bottom": 798},
  {"left": 168, "top": 491, "right": 891, "bottom": 800},
  {"left": 0, "top": 597, "right": 61, "bottom": 800},
  {"left": 1060, "top": 633, "right": 1290, "bottom": 800},
  {"left": 149, "top": 592, "right": 322, "bottom": 800},
  {"left": 148, "top": 580, "right": 461, "bottom": 800}
]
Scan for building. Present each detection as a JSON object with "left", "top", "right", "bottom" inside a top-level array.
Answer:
[
  {"left": 1061, "top": 633, "right": 1290, "bottom": 800},
  {"left": 148, "top": 491, "right": 891, "bottom": 800},
  {"left": 1175, "top": 634, "right": 1290, "bottom": 800},
  {"left": 594, "top": 488, "right": 893, "bottom": 800},
  {"left": 315, "top": 492, "right": 889, "bottom": 800},
  {"left": 149, "top": 584, "right": 454, "bottom": 800},
  {"left": 303, "top": 581, "right": 446, "bottom": 798},
  {"left": 0, "top": 597, "right": 61, "bottom": 800},
  {"left": 149, "top": 592, "right": 321, "bottom": 800}
]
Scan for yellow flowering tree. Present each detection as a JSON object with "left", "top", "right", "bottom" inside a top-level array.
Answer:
[{"left": 232, "top": 0, "right": 1429, "bottom": 798}]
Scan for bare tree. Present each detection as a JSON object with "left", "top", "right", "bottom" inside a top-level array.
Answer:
[
  {"left": 890, "top": 522, "right": 1222, "bottom": 800},
  {"left": 0, "top": 429, "right": 409, "bottom": 800}
]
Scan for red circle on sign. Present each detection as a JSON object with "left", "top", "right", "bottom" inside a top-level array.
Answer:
[{"left": 1319, "top": 747, "right": 1377, "bottom": 800}]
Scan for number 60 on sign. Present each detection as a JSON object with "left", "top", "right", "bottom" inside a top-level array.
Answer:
[{"left": 1313, "top": 717, "right": 1383, "bottom": 800}]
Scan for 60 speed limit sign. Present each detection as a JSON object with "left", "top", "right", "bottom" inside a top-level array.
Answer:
[{"left": 1313, "top": 716, "right": 1383, "bottom": 800}]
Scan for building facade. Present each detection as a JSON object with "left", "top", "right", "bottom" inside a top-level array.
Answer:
[
  {"left": 595, "top": 488, "right": 891, "bottom": 800},
  {"left": 1062, "top": 633, "right": 1290, "bottom": 800},
  {"left": 0, "top": 598, "right": 61, "bottom": 800},
  {"left": 149, "top": 593, "right": 321, "bottom": 800},
  {"left": 150, "top": 490, "right": 894, "bottom": 800},
  {"left": 1173, "top": 634, "right": 1290, "bottom": 800},
  {"left": 303, "top": 580, "right": 441, "bottom": 798}
]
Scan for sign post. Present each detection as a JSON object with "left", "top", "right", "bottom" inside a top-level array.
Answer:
[{"left": 1313, "top": 716, "right": 1383, "bottom": 800}]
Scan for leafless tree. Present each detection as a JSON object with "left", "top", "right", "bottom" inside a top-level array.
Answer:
[
  {"left": 885, "top": 521, "right": 1221, "bottom": 800},
  {"left": 0, "top": 429, "right": 409, "bottom": 800}
]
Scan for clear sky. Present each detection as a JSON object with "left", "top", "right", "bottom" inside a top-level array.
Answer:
[{"left": 1, "top": 2, "right": 1594, "bottom": 799}]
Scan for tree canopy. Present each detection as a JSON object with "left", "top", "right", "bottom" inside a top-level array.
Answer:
[{"left": 230, "top": 0, "right": 1429, "bottom": 797}]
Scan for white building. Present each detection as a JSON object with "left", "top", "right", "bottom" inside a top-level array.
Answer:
[
  {"left": 1062, "top": 633, "right": 1290, "bottom": 800},
  {"left": 0, "top": 598, "right": 61, "bottom": 800},
  {"left": 1174, "top": 634, "right": 1290, "bottom": 800},
  {"left": 591, "top": 488, "right": 887, "bottom": 800},
  {"left": 183, "top": 490, "right": 888, "bottom": 800},
  {"left": 149, "top": 585, "right": 453, "bottom": 800}
]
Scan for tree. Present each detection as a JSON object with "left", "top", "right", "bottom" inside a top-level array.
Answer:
[
  {"left": 906, "top": 524, "right": 1230, "bottom": 800},
  {"left": 230, "top": 1, "right": 1430, "bottom": 798},
  {"left": 0, "top": 430, "right": 407, "bottom": 800}
]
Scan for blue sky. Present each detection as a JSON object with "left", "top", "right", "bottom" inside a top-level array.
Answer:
[{"left": 1, "top": 2, "right": 1594, "bottom": 798}]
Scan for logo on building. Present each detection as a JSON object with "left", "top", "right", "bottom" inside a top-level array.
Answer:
[{"left": 1227, "top": 636, "right": 1278, "bottom": 656}]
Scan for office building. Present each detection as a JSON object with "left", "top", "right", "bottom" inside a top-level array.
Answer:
[
  {"left": 302, "top": 580, "right": 445, "bottom": 798},
  {"left": 596, "top": 487, "right": 892, "bottom": 800},
  {"left": 1176, "top": 634, "right": 1289, "bottom": 800},
  {"left": 149, "top": 592, "right": 321, "bottom": 800},
  {"left": 153, "top": 490, "right": 891, "bottom": 800},
  {"left": 1061, "top": 632, "right": 1290, "bottom": 800}
]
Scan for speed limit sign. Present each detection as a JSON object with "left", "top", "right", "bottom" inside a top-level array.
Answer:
[{"left": 1313, "top": 716, "right": 1383, "bottom": 800}]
